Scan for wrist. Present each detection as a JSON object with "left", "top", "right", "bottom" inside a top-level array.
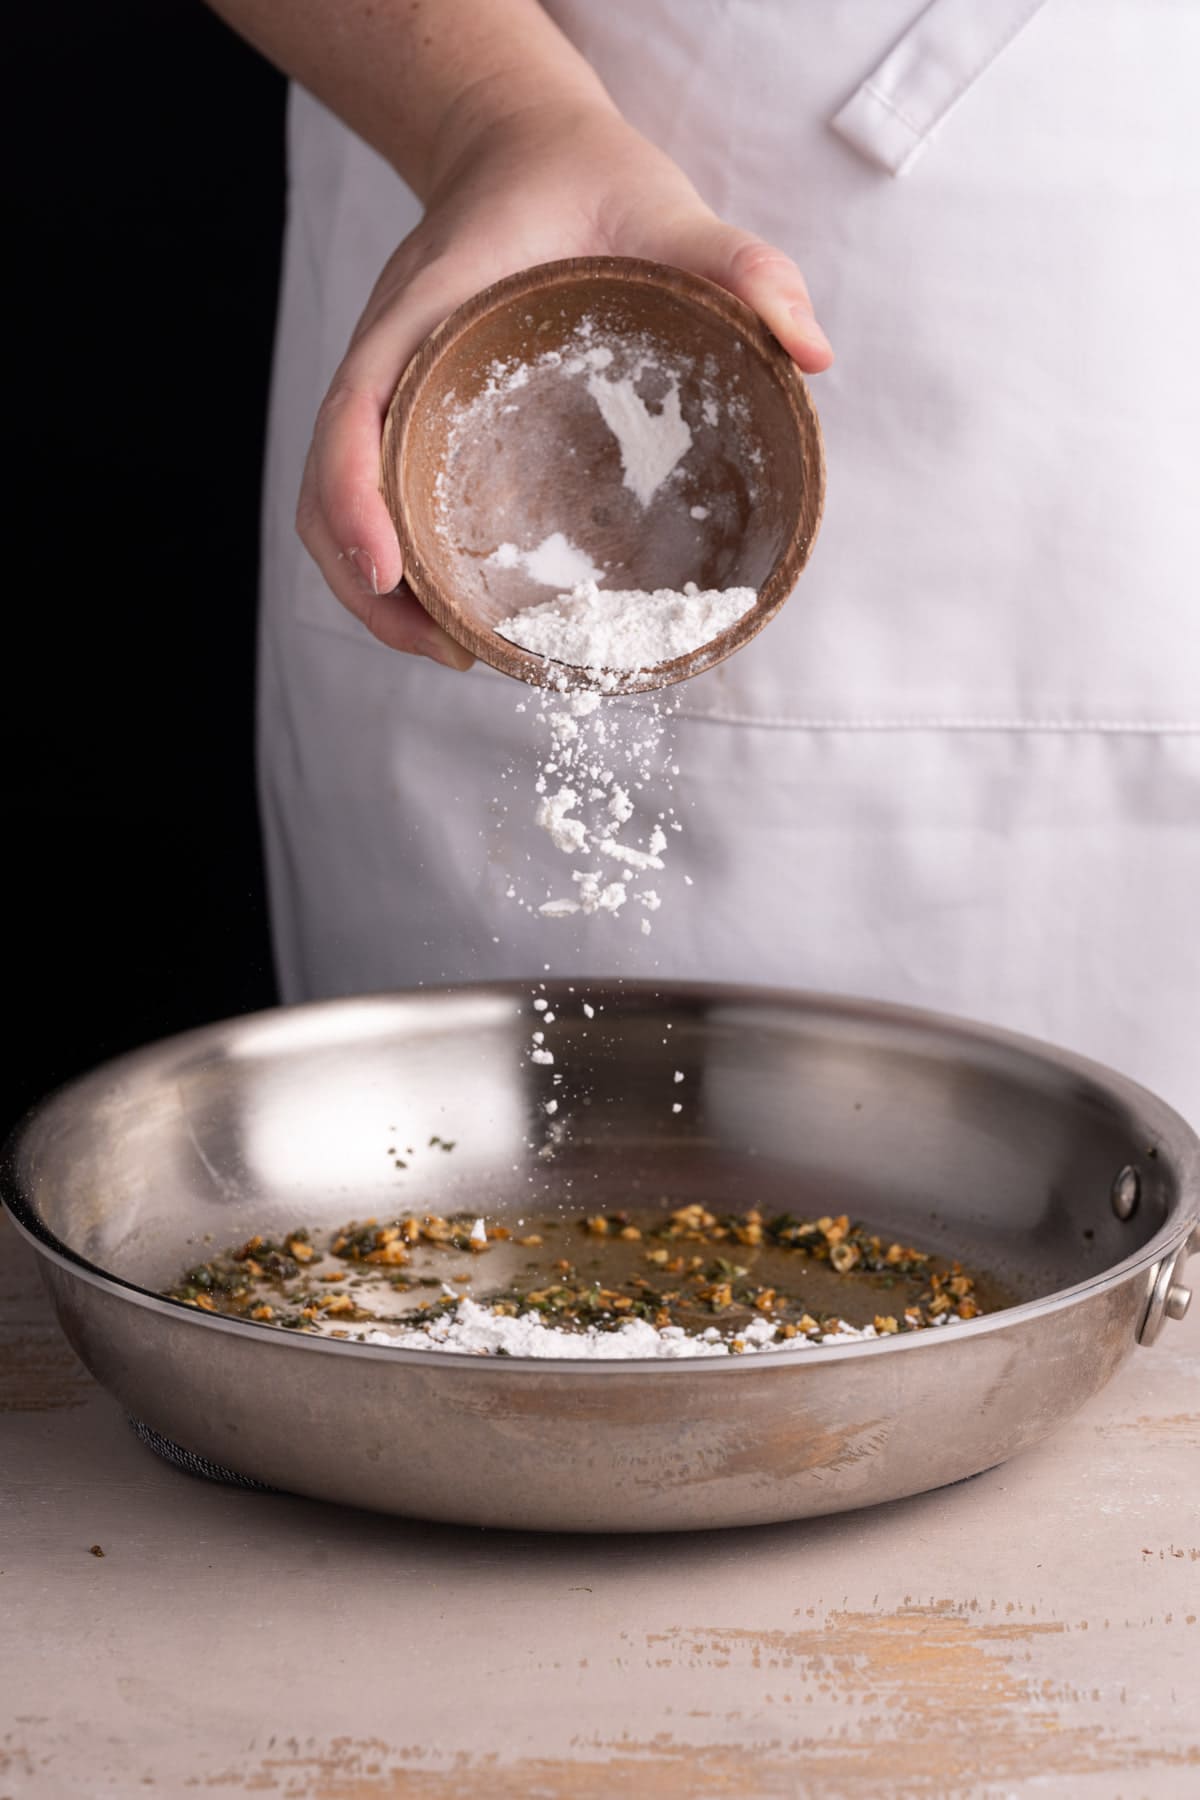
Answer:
[{"left": 426, "top": 72, "right": 621, "bottom": 200}]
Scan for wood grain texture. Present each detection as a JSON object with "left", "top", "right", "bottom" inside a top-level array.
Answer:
[
  {"left": 0, "top": 1253, "right": 92, "bottom": 1414},
  {"left": 1, "top": 1211, "right": 1196, "bottom": 1799}
]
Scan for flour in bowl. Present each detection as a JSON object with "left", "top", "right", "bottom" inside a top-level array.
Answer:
[
  {"left": 585, "top": 364, "right": 692, "bottom": 507},
  {"left": 496, "top": 579, "right": 756, "bottom": 673},
  {"left": 488, "top": 532, "right": 602, "bottom": 588}
]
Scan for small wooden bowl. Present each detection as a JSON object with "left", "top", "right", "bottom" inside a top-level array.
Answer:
[{"left": 381, "top": 257, "right": 825, "bottom": 692}]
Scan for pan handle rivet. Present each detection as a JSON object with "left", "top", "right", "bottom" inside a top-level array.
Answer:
[
  {"left": 1165, "top": 1283, "right": 1192, "bottom": 1323},
  {"left": 1111, "top": 1165, "right": 1140, "bottom": 1221}
]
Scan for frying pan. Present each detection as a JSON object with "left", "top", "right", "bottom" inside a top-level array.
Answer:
[{"left": 4, "top": 984, "right": 1196, "bottom": 1532}]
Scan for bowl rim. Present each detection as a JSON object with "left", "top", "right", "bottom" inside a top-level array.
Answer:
[
  {"left": 380, "top": 256, "right": 827, "bottom": 694},
  {"left": 4, "top": 983, "right": 1197, "bottom": 1375}
]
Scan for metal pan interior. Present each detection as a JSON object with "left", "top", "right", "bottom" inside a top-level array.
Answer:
[{"left": 8, "top": 982, "right": 1191, "bottom": 1320}]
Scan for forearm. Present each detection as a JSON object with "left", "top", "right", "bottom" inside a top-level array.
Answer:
[{"left": 205, "top": 0, "right": 618, "bottom": 198}]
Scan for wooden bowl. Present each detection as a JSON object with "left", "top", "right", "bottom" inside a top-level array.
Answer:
[{"left": 381, "top": 257, "right": 825, "bottom": 692}]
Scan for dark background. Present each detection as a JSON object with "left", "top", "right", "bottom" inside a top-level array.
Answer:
[{"left": 9, "top": 4, "right": 286, "bottom": 1135}]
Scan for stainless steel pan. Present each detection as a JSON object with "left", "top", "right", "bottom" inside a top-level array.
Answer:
[{"left": 4, "top": 984, "right": 1196, "bottom": 1532}]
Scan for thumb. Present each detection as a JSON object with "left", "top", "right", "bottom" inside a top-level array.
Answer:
[{"left": 665, "top": 218, "right": 834, "bottom": 373}]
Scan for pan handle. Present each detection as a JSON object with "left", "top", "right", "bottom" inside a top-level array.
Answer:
[{"left": 1137, "top": 1223, "right": 1200, "bottom": 1347}]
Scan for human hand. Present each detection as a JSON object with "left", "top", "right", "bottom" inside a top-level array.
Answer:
[{"left": 297, "top": 106, "right": 834, "bottom": 668}]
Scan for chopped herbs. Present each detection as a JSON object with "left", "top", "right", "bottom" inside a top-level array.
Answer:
[{"left": 164, "top": 1203, "right": 990, "bottom": 1348}]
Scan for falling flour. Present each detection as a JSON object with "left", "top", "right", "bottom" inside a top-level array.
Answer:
[
  {"left": 460, "top": 320, "right": 763, "bottom": 939},
  {"left": 522, "top": 680, "right": 681, "bottom": 924}
]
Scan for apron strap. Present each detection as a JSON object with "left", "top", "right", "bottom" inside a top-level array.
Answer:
[{"left": 831, "top": 0, "right": 1048, "bottom": 177}]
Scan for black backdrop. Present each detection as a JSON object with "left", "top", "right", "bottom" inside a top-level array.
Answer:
[{"left": 8, "top": 5, "right": 286, "bottom": 1135}]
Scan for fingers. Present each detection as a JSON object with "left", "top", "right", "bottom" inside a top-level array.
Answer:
[
  {"left": 296, "top": 478, "right": 474, "bottom": 669},
  {"left": 299, "top": 183, "right": 832, "bottom": 677},
  {"left": 360, "top": 584, "right": 476, "bottom": 669},
  {"left": 299, "top": 256, "right": 482, "bottom": 668},
  {"left": 666, "top": 220, "right": 834, "bottom": 372},
  {"left": 302, "top": 379, "right": 404, "bottom": 592}
]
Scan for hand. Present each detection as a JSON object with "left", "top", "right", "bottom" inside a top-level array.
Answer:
[{"left": 297, "top": 106, "right": 834, "bottom": 668}]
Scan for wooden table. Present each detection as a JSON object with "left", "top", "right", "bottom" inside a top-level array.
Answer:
[{"left": 2, "top": 1211, "right": 1196, "bottom": 1798}]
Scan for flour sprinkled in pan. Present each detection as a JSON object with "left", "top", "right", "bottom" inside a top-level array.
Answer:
[
  {"left": 166, "top": 1202, "right": 990, "bottom": 1360},
  {"left": 360, "top": 1302, "right": 929, "bottom": 1359}
]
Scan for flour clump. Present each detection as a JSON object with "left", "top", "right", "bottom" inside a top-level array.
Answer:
[
  {"left": 489, "top": 531, "right": 602, "bottom": 588},
  {"left": 585, "top": 368, "right": 692, "bottom": 507},
  {"left": 496, "top": 580, "right": 756, "bottom": 673}
]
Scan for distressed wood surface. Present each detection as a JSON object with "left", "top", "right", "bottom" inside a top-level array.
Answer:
[{"left": 1, "top": 1212, "right": 1196, "bottom": 1799}]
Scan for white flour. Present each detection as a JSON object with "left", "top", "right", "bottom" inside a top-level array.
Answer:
[
  {"left": 449, "top": 322, "right": 717, "bottom": 515},
  {"left": 586, "top": 368, "right": 692, "bottom": 507},
  {"left": 536, "top": 787, "right": 590, "bottom": 855},
  {"left": 513, "top": 680, "right": 682, "bottom": 925},
  {"left": 489, "top": 532, "right": 603, "bottom": 588},
  {"left": 597, "top": 829, "right": 666, "bottom": 872},
  {"left": 360, "top": 1299, "right": 960, "bottom": 1360},
  {"left": 460, "top": 321, "right": 759, "bottom": 939},
  {"left": 496, "top": 580, "right": 757, "bottom": 674}
]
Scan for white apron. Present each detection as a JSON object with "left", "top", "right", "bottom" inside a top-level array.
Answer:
[{"left": 258, "top": 0, "right": 1200, "bottom": 1122}]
